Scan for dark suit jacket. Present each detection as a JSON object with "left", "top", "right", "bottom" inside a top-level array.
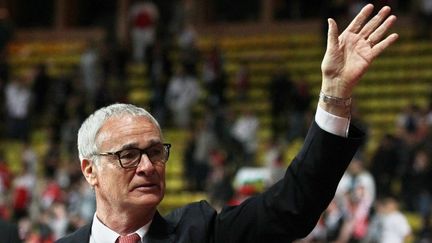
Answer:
[
  {"left": 57, "top": 122, "right": 364, "bottom": 243},
  {"left": 0, "top": 219, "right": 22, "bottom": 243}
]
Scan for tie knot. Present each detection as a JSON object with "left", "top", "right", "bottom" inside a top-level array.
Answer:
[{"left": 118, "top": 233, "right": 141, "bottom": 243}]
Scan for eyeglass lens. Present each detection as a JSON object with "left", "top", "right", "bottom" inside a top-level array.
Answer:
[{"left": 118, "top": 144, "right": 168, "bottom": 167}]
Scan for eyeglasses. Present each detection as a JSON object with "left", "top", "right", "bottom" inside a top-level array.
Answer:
[{"left": 97, "top": 143, "right": 171, "bottom": 169}]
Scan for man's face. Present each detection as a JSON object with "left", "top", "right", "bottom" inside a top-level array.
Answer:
[{"left": 89, "top": 115, "right": 166, "bottom": 211}]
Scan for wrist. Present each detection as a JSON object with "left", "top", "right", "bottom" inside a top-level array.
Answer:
[
  {"left": 318, "top": 91, "right": 352, "bottom": 118},
  {"left": 320, "top": 78, "right": 353, "bottom": 98}
]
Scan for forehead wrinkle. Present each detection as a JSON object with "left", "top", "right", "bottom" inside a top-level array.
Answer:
[{"left": 96, "top": 116, "right": 162, "bottom": 152}]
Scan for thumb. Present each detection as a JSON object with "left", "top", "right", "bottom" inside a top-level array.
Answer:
[{"left": 326, "top": 18, "right": 339, "bottom": 51}]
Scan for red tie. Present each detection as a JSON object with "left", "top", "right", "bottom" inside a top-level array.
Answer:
[{"left": 118, "top": 233, "right": 141, "bottom": 243}]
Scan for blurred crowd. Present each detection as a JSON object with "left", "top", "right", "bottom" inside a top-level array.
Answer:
[
  {"left": 0, "top": 0, "right": 431, "bottom": 242},
  {"left": 293, "top": 102, "right": 432, "bottom": 243}
]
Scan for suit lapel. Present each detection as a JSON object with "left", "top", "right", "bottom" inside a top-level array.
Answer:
[
  {"left": 146, "top": 211, "right": 175, "bottom": 243},
  {"left": 57, "top": 222, "right": 91, "bottom": 242},
  {"left": 78, "top": 223, "right": 92, "bottom": 242}
]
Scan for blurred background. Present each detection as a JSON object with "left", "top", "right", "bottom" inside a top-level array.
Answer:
[{"left": 0, "top": 0, "right": 431, "bottom": 242}]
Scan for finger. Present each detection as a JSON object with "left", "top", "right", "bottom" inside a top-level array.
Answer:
[
  {"left": 370, "top": 33, "right": 399, "bottom": 59},
  {"left": 367, "top": 15, "right": 397, "bottom": 46},
  {"left": 327, "top": 18, "right": 339, "bottom": 50},
  {"left": 359, "top": 6, "right": 392, "bottom": 38},
  {"left": 345, "top": 4, "right": 374, "bottom": 34}
]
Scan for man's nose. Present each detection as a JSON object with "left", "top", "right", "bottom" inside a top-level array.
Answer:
[{"left": 135, "top": 153, "right": 155, "bottom": 175}]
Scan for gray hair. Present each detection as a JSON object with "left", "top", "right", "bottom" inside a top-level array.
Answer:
[{"left": 77, "top": 103, "right": 161, "bottom": 163}]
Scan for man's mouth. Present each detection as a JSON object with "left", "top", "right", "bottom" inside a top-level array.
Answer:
[{"left": 132, "top": 183, "right": 159, "bottom": 192}]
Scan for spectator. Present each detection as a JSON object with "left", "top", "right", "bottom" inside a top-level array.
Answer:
[
  {"left": 165, "top": 65, "right": 200, "bottom": 128},
  {"left": 48, "top": 203, "right": 69, "bottom": 240},
  {"left": 42, "top": 140, "right": 61, "bottom": 178},
  {"left": 396, "top": 103, "right": 421, "bottom": 143},
  {"left": 22, "top": 140, "right": 38, "bottom": 176},
  {"left": 268, "top": 68, "right": 295, "bottom": 139},
  {"left": 4, "top": 74, "right": 33, "bottom": 142},
  {"left": 336, "top": 155, "right": 376, "bottom": 242},
  {"left": 147, "top": 41, "right": 172, "bottom": 88},
  {"left": 286, "top": 77, "right": 312, "bottom": 143},
  {"left": 323, "top": 199, "right": 347, "bottom": 242},
  {"left": 129, "top": 0, "right": 159, "bottom": 62},
  {"left": 178, "top": 30, "right": 200, "bottom": 76},
  {"left": 190, "top": 118, "right": 218, "bottom": 191},
  {"left": 263, "top": 137, "right": 285, "bottom": 187},
  {"left": 40, "top": 175, "right": 63, "bottom": 210},
  {"left": 415, "top": 109, "right": 430, "bottom": 143},
  {"left": 66, "top": 180, "right": 95, "bottom": 224},
  {"left": 202, "top": 43, "right": 227, "bottom": 108},
  {"left": 401, "top": 148, "right": 432, "bottom": 217},
  {"left": 301, "top": 199, "right": 347, "bottom": 242},
  {"left": 207, "top": 148, "right": 234, "bottom": 211},
  {"left": 80, "top": 40, "right": 101, "bottom": 106},
  {"left": 366, "top": 196, "right": 411, "bottom": 243},
  {"left": 177, "top": 22, "right": 197, "bottom": 52},
  {"left": 370, "top": 134, "right": 403, "bottom": 197},
  {"left": 230, "top": 107, "right": 259, "bottom": 165},
  {"left": 147, "top": 42, "right": 172, "bottom": 127},
  {"left": 11, "top": 163, "right": 35, "bottom": 221},
  {"left": 47, "top": 74, "right": 78, "bottom": 140},
  {"left": 31, "top": 63, "right": 52, "bottom": 119},
  {"left": 26, "top": 209, "right": 55, "bottom": 243}
]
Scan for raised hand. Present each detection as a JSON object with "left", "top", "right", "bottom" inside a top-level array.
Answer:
[{"left": 321, "top": 4, "right": 399, "bottom": 100}]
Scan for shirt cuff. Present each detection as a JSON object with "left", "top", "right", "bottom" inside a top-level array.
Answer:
[{"left": 315, "top": 106, "right": 350, "bottom": 137}]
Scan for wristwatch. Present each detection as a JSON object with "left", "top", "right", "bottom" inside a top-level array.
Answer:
[{"left": 319, "top": 91, "right": 352, "bottom": 107}]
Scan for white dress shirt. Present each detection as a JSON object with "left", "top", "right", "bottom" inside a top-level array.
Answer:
[
  {"left": 89, "top": 213, "right": 151, "bottom": 243},
  {"left": 88, "top": 106, "right": 350, "bottom": 243},
  {"left": 315, "top": 106, "right": 350, "bottom": 137}
]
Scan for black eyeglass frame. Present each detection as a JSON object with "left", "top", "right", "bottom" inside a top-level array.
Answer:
[{"left": 96, "top": 143, "right": 171, "bottom": 169}]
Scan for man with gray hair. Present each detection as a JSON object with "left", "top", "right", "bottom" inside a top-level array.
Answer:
[{"left": 57, "top": 4, "right": 398, "bottom": 243}]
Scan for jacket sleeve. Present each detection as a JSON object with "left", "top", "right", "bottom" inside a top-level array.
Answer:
[{"left": 213, "top": 121, "right": 364, "bottom": 243}]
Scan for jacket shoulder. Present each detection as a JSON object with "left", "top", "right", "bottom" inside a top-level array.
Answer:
[
  {"left": 55, "top": 223, "right": 91, "bottom": 243},
  {"left": 164, "top": 200, "right": 217, "bottom": 226}
]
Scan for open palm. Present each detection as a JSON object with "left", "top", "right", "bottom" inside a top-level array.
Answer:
[{"left": 321, "top": 4, "right": 399, "bottom": 98}]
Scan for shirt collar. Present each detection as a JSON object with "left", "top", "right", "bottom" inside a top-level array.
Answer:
[{"left": 91, "top": 213, "right": 152, "bottom": 243}]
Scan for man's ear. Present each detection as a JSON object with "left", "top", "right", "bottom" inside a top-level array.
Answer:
[{"left": 81, "top": 158, "right": 98, "bottom": 187}]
